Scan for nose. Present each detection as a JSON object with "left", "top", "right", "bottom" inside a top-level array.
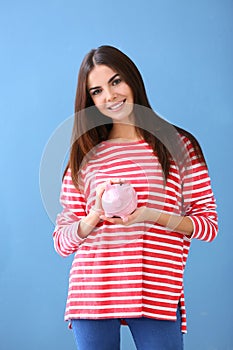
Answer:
[{"left": 105, "top": 87, "right": 116, "bottom": 102}]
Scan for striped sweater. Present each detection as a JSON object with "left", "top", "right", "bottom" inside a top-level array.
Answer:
[{"left": 53, "top": 138, "right": 218, "bottom": 333}]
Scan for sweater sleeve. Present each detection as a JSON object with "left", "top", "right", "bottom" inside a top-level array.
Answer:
[
  {"left": 181, "top": 139, "right": 218, "bottom": 242},
  {"left": 53, "top": 169, "right": 87, "bottom": 257}
]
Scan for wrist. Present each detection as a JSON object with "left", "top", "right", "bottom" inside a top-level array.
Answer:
[
  {"left": 145, "top": 207, "right": 161, "bottom": 222},
  {"left": 90, "top": 207, "right": 104, "bottom": 218},
  {"left": 78, "top": 207, "right": 104, "bottom": 239}
]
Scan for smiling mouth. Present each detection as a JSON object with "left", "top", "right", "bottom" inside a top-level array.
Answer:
[{"left": 108, "top": 99, "right": 126, "bottom": 110}]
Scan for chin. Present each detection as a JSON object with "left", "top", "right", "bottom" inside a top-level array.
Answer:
[{"left": 108, "top": 106, "right": 134, "bottom": 123}]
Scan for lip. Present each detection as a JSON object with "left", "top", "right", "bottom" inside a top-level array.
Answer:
[{"left": 107, "top": 99, "right": 126, "bottom": 111}]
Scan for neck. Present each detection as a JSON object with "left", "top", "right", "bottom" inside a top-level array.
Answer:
[{"left": 108, "top": 123, "right": 140, "bottom": 141}]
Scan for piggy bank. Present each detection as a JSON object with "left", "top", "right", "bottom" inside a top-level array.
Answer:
[{"left": 102, "top": 182, "right": 137, "bottom": 222}]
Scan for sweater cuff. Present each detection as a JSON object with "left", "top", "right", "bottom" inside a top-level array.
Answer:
[
  {"left": 183, "top": 215, "right": 205, "bottom": 242},
  {"left": 68, "top": 220, "right": 86, "bottom": 245}
]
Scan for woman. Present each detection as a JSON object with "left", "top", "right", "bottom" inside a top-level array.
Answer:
[{"left": 53, "top": 45, "right": 218, "bottom": 350}]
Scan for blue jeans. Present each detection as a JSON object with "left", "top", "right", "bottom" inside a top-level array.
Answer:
[{"left": 71, "top": 308, "right": 183, "bottom": 350}]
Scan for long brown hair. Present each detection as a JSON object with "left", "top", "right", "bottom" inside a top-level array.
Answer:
[{"left": 66, "top": 45, "right": 206, "bottom": 188}]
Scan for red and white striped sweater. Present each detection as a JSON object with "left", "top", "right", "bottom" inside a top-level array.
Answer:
[{"left": 53, "top": 138, "right": 218, "bottom": 333}]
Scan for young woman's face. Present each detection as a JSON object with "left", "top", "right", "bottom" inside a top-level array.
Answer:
[{"left": 87, "top": 65, "right": 134, "bottom": 122}]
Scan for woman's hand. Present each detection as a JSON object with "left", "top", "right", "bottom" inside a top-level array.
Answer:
[
  {"left": 100, "top": 206, "right": 149, "bottom": 226},
  {"left": 92, "top": 179, "right": 193, "bottom": 235},
  {"left": 100, "top": 206, "right": 194, "bottom": 236},
  {"left": 92, "top": 182, "right": 106, "bottom": 213}
]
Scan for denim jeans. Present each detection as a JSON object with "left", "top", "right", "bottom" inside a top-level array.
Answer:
[{"left": 71, "top": 308, "right": 184, "bottom": 350}]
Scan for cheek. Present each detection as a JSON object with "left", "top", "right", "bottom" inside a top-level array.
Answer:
[
  {"left": 122, "top": 85, "right": 134, "bottom": 101},
  {"left": 126, "top": 90, "right": 134, "bottom": 103},
  {"left": 92, "top": 99, "right": 106, "bottom": 113},
  {"left": 91, "top": 95, "right": 103, "bottom": 107}
]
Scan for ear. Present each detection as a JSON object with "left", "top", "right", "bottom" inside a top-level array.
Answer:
[{"left": 105, "top": 183, "right": 112, "bottom": 191}]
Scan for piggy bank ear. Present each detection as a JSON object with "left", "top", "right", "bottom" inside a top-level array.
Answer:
[{"left": 105, "top": 183, "right": 112, "bottom": 191}]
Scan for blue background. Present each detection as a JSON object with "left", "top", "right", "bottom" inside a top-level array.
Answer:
[{"left": 1, "top": 1, "right": 232, "bottom": 349}]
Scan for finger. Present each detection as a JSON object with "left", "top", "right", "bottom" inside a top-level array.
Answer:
[
  {"left": 96, "top": 182, "right": 108, "bottom": 196},
  {"left": 100, "top": 216, "right": 123, "bottom": 225},
  {"left": 122, "top": 216, "right": 129, "bottom": 223}
]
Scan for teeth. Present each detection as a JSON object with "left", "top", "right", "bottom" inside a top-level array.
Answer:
[{"left": 109, "top": 101, "right": 124, "bottom": 110}]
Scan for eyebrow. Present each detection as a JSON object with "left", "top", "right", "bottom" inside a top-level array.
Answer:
[{"left": 88, "top": 73, "right": 119, "bottom": 92}]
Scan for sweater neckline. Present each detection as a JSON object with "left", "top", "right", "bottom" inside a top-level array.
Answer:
[{"left": 102, "top": 138, "right": 146, "bottom": 146}]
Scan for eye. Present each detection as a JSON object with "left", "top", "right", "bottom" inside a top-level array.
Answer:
[
  {"left": 112, "top": 77, "right": 122, "bottom": 86},
  {"left": 91, "top": 88, "right": 102, "bottom": 96}
]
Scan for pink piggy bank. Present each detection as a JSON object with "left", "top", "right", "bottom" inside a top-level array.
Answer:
[{"left": 102, "top": 182, "right": 138, "bottom": 222}]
